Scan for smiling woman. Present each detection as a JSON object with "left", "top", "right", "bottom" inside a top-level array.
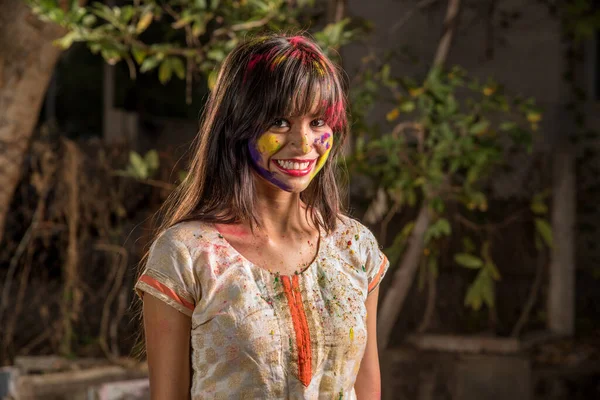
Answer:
[{"left": 135, "top": 34, "right": 388, "bottom": 400}]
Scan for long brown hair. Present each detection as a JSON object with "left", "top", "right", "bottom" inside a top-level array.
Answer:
[{"left": 154, "top": 33, "right": 349, "bottom": 237}]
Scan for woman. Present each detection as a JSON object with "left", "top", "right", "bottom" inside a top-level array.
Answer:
[{"left": 135, "top": 34, "right": 389, "bottom": 399}]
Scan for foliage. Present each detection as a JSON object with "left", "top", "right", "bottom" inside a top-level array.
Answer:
[
  {"left": 117, "top": 150, "right": 159, "bottom": 180},
  {"left": 28, "top": 0, "right": 363, "bottom": 99},
  {"left": 347, "top": 62, "right": 551, "bottom": 312}
]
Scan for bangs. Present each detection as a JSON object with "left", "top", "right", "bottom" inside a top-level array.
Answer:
[{"left": 241, "top": 37, "right": 347, "bottom": 132}]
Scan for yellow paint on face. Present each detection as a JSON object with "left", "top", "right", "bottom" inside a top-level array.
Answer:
[
  {"left": 311, "top": 133, "right": 333, "bottom": 178},
  {"left": 256, "top": 133, "right": 281, "bottom": 155}
]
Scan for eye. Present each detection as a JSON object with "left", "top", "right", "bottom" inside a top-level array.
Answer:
[
  {"left": 310, "top": 118, "right": 326, "bottom": 128},
  {"left": 271, "top": 118, "right": 290, "bottom": 128}
]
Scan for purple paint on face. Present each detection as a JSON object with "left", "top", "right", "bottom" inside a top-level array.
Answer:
[
  {"left": 320, "top": 132, "right": 331, "bottom": 144},
  {"left": 248, "top": 140, "right": 291, "bottom": 191}
]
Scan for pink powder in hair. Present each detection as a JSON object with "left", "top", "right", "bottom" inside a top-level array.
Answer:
[
  {"left": 288, "top": 36, "right": 306, "bottom": 47},
  {"left": 247, "top": 54, "right": 264, "bottom": 71},
  {"left": 325, "top": 101, "right": 345, "bottom": 129},
  {"left": 243, "top": 54, "right": 266, "bottom": 83}
]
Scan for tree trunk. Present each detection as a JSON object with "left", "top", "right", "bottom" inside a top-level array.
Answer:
[
  {"left": 378, "top": 205, "right": 431, "bottom": 349},
  {"left": 0, "top": 1, "right": 64, "bottom": 244},
  {"left": 547, "top": 144, "right": 575, "bottom": 336}
]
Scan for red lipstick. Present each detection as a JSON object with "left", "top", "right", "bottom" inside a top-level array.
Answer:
[{"left": 272, "top": 159, "right": 316, "bottom": 177}]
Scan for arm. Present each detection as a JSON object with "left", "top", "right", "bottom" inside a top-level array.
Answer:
[
  {"left": 354, "top": 286, "right": 382, "bottom": 400},
  {"left": 143, "top": 294, "right": 192, "bottom": 400}
]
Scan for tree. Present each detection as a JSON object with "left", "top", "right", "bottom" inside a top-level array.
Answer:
[
  {"left": 345, "top": 0, "right": 550, "bottom": 348},
  {"left": 0, "top": 1, "right": 67, "bottom": 245}
]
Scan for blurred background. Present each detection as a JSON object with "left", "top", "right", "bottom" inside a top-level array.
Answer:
[{"left": 1, "top": 0, "right": 599, "bottom": 399}]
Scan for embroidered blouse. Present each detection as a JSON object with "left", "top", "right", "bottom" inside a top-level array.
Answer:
[{"left": 135, "top": 216, "right": 389, "bottom": 400}]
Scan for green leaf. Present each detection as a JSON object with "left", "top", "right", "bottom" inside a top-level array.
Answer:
[
  {"left": 172, "top": 15, "right": 194, "bottom": 29},
  {"left": 486, "top": 261, "right": 502, "bottom": 281},
  {"left": 144, "top": 150, "right": 159, "bottom": 171},
  {"left": 158, "top": 59, "right": 173, "bottom": 84},
  {"left": 530, "top": 200, "right": 548, "bottom": 215},
  {"left": 437, "top": 218, "right": 451, "bottom": 235},
  {"left": 479, "top": 270, "right": 495, "bottom": 308},
  {"left": 462, "top": 237, "right": 476, "bottom": 253},
  {"left": 535, "top": 218, "right": 553, "bottom": 248},
  {"left": 499, "top": 121, "right": 517, "bottom": 131},
  {"left": 454, "top": 253, "right": 483, "bottom": 269},
  {"left": 464, "top": 279, "right": 482, "bottom": 310},
  {"left": 54, "top": 31, "right": 79, "bottom": 49},
  {"left": 129, "top": 151, "right": 148, "bottom": 179},
  {"left": 208, "top": 69, "right": 218, "bottom": 90},
  {"left": 469, "top": 120, "right": 489, "bottom": 135},
  {"left": 140, "top": 56, "right": 160, "bottom": 72},
  {"left": 207, "top": 48, "right": 226, "bottom": 62},
  {"left": 399, "top": 100, "right": 415, "bottom": 113},
  {"left": 131, "top": 48, "right": 146, "bottom": 64},
  {"left": 170, "top": 57, "right": 186, "bottom": 80},
  {"left": 82, "top": 14, "right": 97, "bottom": 27},
  {"left": 178, "top": 170, "right": 188, "bottom": 182},
  {"left": 136, "top": 10, "right": 153, "bottom": 33}
]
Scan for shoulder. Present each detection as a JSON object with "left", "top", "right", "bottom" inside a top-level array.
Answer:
[
  {"left": 151, "top": 220, "right": 214, "bottom": 255},
  {"left": 332, "top": 214, "right": 377, "bottom": 243}
]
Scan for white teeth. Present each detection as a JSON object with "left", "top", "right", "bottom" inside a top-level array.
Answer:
[{"left": 276, "top": 160, "right": 311, "bottom": 170}]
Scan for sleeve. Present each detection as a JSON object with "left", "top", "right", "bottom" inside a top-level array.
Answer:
[
  {"left": 134, "top": 230, "right": 199, "bottom": 317},
  {"left": 360, "top": 225, "right": 390, "bottom": 294}
]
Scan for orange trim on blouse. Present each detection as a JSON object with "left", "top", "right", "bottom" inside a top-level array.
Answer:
[
  {"left": 368, "top": 255, "right": 388, "bottom": 292},
  {"left": 139, "top": 274, "right": 195, "bottom": 312},
  {"left": 282, "top": 274, "right": 312, "bottom": 387}
]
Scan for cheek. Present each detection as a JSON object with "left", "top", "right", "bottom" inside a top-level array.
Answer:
[
  {"left": 312, "top": 132, "right": 333, "bottom": 177},
  {"left": 256, "top": 133, "right": 281, "bottom": 158}
]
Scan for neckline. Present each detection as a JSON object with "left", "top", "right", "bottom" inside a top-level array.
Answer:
[{"left": 210, "top": 222, "right": 325, "bottom": 278}]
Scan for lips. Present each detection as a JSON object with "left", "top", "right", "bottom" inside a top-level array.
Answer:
[{"left": 272, "top": 158, "right": 316, "bottom": 177}]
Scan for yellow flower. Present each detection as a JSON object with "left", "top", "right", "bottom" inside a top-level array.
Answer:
[
  {"left": 386, "top": 108, "right": 400, "bottom": 122},
  {"left": 423, "top": 248, "right": 430, "bottom": 256},
  {"left": 483, "top": 86, "right": 496, "bottom": 96},
  {"left": 409, "top": 87, "right": 424, "bottom": 97},
  {"left": 527, "top": 112, "right": 542, "bottom": 123}
]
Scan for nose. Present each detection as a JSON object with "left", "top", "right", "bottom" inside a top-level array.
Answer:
[{"left": 290, "top": 123, "right": 313, "bottom": 155}]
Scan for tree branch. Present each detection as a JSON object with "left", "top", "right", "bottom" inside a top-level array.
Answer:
[
  {"left": 389, "top": 0, "right": 442, "bottom": 35},
  {"left": 433, "top": 0, "right": 461, "bottom": 68}
]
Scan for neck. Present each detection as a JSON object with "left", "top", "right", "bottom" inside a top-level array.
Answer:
[{"left": 252, "top": 178, "right": 311, "bottom": 236}]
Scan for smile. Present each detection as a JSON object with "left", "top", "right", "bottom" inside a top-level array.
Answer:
[{"left": 272, "top": 158, "right": 316, "bottom": 176}]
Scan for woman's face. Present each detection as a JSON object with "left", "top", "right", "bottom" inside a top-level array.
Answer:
[{"left": 248, "top": 115, "right": 333, "bottom": 193}]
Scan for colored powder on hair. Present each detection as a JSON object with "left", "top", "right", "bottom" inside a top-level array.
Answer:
[
  {"left": 312, "top": 60, "right": 326, "bottom": 76},
  {"left": 324, "top": 101, "right": 345, "bottom": 129},
  {"left": 288, "top": 36, "right": 305, "bottom": 47},
  {"left": 271, "top": 54, "right": 288, "bottom": 70}
]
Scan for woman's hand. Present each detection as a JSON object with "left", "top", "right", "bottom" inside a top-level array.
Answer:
[
  {"left": 354, "top": 286, "right": 382, "bottom": 400},
  {"left": 143, "top": 294, "right": 192, "bottom": 400}
]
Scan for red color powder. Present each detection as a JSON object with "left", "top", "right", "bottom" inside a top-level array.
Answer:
[{"left": 288, "top": 36, "right": 306, "bottom": 47}]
